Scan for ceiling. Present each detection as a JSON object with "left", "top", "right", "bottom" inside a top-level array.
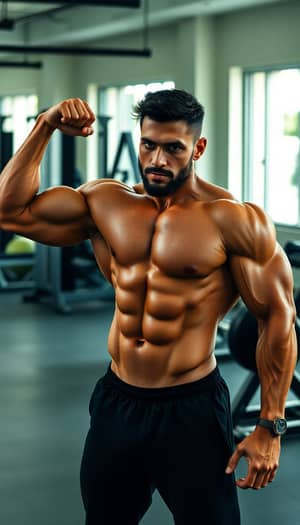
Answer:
[{"left": 0, "top": 0, "right": 292, "bottom": 50}]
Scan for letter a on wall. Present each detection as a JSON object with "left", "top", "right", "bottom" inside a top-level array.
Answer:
[{"left": 110, "top": 131, "right": 139, "bottom": 183}]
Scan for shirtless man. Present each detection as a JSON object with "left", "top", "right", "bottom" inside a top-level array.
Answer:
[{"left": 0, "top": 90, "right": 297, "bottom": 525}]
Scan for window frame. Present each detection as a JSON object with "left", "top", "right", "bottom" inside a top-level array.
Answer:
[{"left": 242, "top": 64, "right": 300, "bottom": 228}]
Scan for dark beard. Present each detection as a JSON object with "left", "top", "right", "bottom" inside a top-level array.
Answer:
[{"left": 138, "top": 156, "right": 193, "bottom": 197}]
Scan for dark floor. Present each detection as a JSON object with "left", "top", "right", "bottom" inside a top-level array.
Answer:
[{"left": 0, "top": 292, "right": 299, "bottom": 525}]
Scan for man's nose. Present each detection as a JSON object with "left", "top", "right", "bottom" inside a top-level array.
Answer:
[{"left": 151, "top": 147, "right": 167, "bottom": 167}]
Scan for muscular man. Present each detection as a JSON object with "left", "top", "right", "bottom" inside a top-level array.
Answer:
[{"left": 0, "top": 90, "right": 297, "bottom": 525}]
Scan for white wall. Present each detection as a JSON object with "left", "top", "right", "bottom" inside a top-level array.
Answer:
[{"left": 0, "top": 68, "right": 40, "bottom": 97}]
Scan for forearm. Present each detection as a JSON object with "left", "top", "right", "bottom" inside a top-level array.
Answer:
[
  {"left": 0, "top": 113, "right": 55, "bottom": 217},
  {"left": 256, "top": 312, "right": 297, "bottom": 418}
]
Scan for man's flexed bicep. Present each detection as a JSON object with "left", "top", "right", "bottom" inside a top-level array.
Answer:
[
  {"left": 0, "top": 185, "right": 94, "bottom": 246},
  {"left": 0, "top": 98, "right": 95, "bottom": 245}
]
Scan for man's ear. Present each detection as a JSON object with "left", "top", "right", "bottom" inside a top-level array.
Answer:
[{"left": 193, "top": 137, "right": 207, "bottom": 160}]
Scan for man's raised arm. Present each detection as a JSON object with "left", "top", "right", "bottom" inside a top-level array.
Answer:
[{"left": 0, "top": 98, "right": 95, "bottom": 246}]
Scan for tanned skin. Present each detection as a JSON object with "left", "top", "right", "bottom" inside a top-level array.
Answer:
[{"left": 0, "top": 98, "right": 297, "bottom": 491}]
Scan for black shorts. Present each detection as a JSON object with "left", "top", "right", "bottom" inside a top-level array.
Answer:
[{"left": 80, "top": 364, "right": 240, "bottom": 525}]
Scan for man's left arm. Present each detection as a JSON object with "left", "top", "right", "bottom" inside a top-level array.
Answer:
[{"left": 224, "top": 211, "right": 297, "bottom": 489}]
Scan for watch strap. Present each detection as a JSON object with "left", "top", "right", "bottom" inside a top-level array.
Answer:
[
  {"left": 256, "top": 418, "right": 274, "bottom": 431},
  {"left": 256, "top": 417, "right": 287, "bottom": 436}
]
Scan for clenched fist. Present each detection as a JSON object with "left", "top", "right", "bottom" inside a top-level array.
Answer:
[{"left": 41, "top": 98, "right": 96, "bottom": 137}]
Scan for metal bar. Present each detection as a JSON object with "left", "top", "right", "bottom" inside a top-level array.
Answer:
[
  {"left": 6, "top": 0, "right": 140, "bottom": 6},
  {"left": 0, "top": 44, "right": 151, "bottom": 57},
  {"left": 0, "top": 60, "right": 42, "bottom": 68},
  {"left": 13, "top": 5, "right": 74, "bottom": 24},
  {"left": 0, "top": 255, "right": 34, "bottom": 267},
  {"left": 10, "top": 0, "right": 141, "bottom": 25}
]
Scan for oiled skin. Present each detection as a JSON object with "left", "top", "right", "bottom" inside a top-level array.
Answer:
[
  {"left": 85, "top": 178, "right": 239, "bottom": 386},
  {"left": 0, "top": 98, "right": 297, "bottom": 490}
]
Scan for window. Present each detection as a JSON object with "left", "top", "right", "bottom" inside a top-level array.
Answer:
[
  {"left": 0, "top": 94, "right": 38, "bottom": 154},
  {"left": 243, "top": 68, "right": 300, "bottom": 226},
  {"left": 97, "top": 81, "right": 175, "bottom": 184}
]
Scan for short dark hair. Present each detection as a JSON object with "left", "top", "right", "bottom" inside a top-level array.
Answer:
[{"left": 133, "top": 88, "right": 205, "bottom": 136}]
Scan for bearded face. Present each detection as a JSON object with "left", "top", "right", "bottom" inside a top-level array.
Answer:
[
  {"left": 138, "top": 118, "right": 199, "bottom": 198},
  {"left": 138, "top": 156, "right": 194, "bottom": 197}
]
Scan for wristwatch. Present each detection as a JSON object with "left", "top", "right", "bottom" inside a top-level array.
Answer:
[{"left": 256, "top": 417, "right": 287, "bottom": 436}]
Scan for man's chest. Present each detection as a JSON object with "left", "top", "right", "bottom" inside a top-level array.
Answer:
[{"left": 91, "top": 195, "right": 227, "bottom": 278}]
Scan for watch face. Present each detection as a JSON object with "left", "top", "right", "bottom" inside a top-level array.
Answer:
[{"left": 274, "top": 418, "right": 287, "bottom": 435}]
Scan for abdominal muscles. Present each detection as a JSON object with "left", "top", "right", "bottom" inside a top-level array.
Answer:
[{"left": 108, "top": 261, "right": 234, "bottom": 383}]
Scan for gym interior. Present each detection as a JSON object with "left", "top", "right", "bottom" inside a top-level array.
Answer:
[{"left": 0, "top": 1, "right": 300, "bottom": 524}]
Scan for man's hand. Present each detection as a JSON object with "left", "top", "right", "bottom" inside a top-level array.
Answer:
[
  {"left": 225, "top": 426, "right": 280, "bottom": 489},
  {"left": 42, "top": 98, "right": 95, "bottom": 137}
]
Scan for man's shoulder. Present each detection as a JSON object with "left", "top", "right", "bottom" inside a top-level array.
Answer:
[
  {"left": 196, "top": 178, "right": 235, "bottom": 202},
  {"left": 208, "top": 198, "right": 272, "bottom": 228},
  {"left": 207, "top": 198, "right": 276, "bottom": 263},
  {"left": 78, "top": 178, "right": 135, "bottom": 198}
]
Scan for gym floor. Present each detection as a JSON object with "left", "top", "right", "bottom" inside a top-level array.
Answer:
[{"left": 0, "top": 292, "right": 299, "bottom": 525}]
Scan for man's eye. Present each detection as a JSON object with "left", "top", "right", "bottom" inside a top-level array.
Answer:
[
  {"left": 143, "top": 142, "right": 155, "bottom": 150},
  {"left": 166, "top": 144, "right": 181, "bottom": 153}
]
